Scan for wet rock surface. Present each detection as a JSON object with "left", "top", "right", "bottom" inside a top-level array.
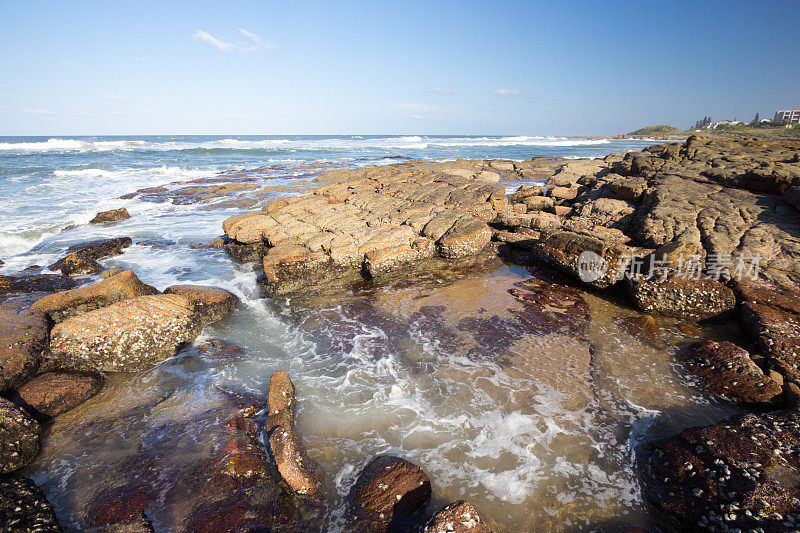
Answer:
[
  {"left": 16, "top": 371, "right": 103, "bottom": 418},
  {"left": 678, "top": 341, "right": 782, "bottom": 405},
  {"left": 48, "top": 294, "right": 202, "bottom": 372},
  {"left": 627, "top": 276, "right": 736, "bottom": 321},
  {"left": 644, "top": 410, "right": 800, "bottom": 532},
  {"left": 0, "top": 397, "right": 41, "bottom": 474},
  {"left": 346, "top": 455, "right": 432, "bottom": 532},
  {"left": 90, "top": 208, "right": 131, "bottom": 224},
  {"left": 264, "top": 371, "right": 321, "bottom": 499},
  {"left": 0, "top": 298, "right": 49, "bottom": 391},
  {"left": 48, "top": 237, "right": 132, "bottom": 276},
  {"left": 0, "top": 475, "right": 60, "bottom": 532},
  {"left": 420, "top": 501, "right": 491, "bottom": 533},
  {"left": 30, "top": 270, "right": 159, "bottom": 322},
  {"left": 163, "top": 284, "right": 238, "bottom": 323}
]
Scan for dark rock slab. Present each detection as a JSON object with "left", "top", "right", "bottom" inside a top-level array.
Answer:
[
  {"left": 0, "top": 298, "right": 49, "bottom": 391},
  {"left": 49, "top": 237, "right": 132, "bottom": 276},
  {"left": 346, "top": 455, "right": 431, "bottom": 532},
  {"left": 644, "top": 410, "right": 800, "bottom": 531},
  {"left": 678, "top": 341, "right": 782, "bottom": 405},
  {"left": 0, "top": 475, "right": 60, "bottom": 532},
  {"left": 741, "top": 301, "right": 800, "bottom": 366},
  {"left": 627, "top": 276, "right": 735, "bottom": 321},
  {"left": 509, "top": 276, "right": 589, "bottom": 335},
  {"left": 732, "top": 277, "right": 800, "bottom": 316},
  {"left": 0, "top": 274, "right": 75, "bottom": 296}
]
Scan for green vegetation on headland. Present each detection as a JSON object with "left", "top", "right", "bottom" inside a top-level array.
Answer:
[{"left": 625, "top": 122, "right": 800, "bottom": 141}]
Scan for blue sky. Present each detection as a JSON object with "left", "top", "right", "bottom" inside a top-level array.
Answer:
[{"left": 0, "top": 0, "right": 798, "bottom": 135}]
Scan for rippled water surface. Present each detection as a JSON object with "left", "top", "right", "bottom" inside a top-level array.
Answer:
[{"left": 0, "top": 135, "right": 742, "bottom": 531}]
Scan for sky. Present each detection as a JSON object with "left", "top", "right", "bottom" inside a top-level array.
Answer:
[{"left": 0, "top": 0, "right": 798, "bottom": 136}]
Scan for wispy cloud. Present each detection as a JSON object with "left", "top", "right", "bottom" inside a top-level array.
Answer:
[
  {"left": 193, "top": 28, "right": 274, "bottom": 53},
  {"left": 105, "top": 94, "right": 126, "bottom": 100},
  {"left": 0, "top": 84, "right": 6, "bottom": 89},
  {"left": 22, "top": 108, "right": 55, "bottom": 115},
  {"left": 67, "top": 110, "right": 95, "bottom": 117},
  {"left": 59, "top": 59, "right": 77, "bottom": 67},
  {"left": 426, "top": 88, "right": 458, "bottom": 95},
  {"left": 493, "top": 88, "right": 520, "bottom": 96},
  {"left": 393, "top": 102, "right": 437, "bottom": 111},
  {"left": 409, "top": 114, "right": 423, "bottom": 120}
]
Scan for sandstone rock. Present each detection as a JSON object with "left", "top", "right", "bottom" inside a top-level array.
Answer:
[
  {"left": 90, "top": 208, "right": 131, "bottom": 224},
  {"left": 608, "top": 176, "right": 648, "bottom": 202},
  {"left": 0, "top": 274, "right": 74, "bottom": 296},
  {"left": 786, "top": 382, "right": 800, "bottom": 410},
  {"left": 644, "top": 410, "right": 800, "bottom": 531},
  {"left": 548, "top": 186, "right": 579, "bottom": 200},
  {"left": 522, "top": 196, "right": 554, "bottom": 212},
  {"left": 0, "top": 475, "right": 60, "bottom": 531},
  {"left": 30, "top": 270, "right": 158, "bottom": 322},
  {"left": 489, "top": 159, "right": 515, "bottom": 172},
  {"left": 163, "top": 285, "right": 238, "bottom": 323},
  {"left": 420, "top": 501, "right": 490, "bottom": 533},
  {"left": 263, "top": 371, "right": 321, "bottom": 499},
  {"left": 529, "top": 230, "right": 633, "bottom": 288},
  {"left": 101, "top": 268, "right": 126, "bottom": 279},
  {"left": 0, "top": 398, "right": 41, "bottom": 474},
  {"left": 740, "top": 301, "right": 800, "bottom": 367},
  {"left": 627, "top": 276, "right": 735, "bottom": 321},
  {"left": 509, "top": 276, "right": 589, "bottom": 334},
  {"left": 509, "top": 185, "right": 542, "bottom": 202},
  {"left": 16, "top": 371, "right": 103, "bottom": 417},
  {"left": 732, "top": 277, "right": 800, "bottom": 315},
  {"left": 0, "top": 299, "right": 49, "bottom": 391},
  {"left": 48, "top": 294, "right": 202, "bottom": 372},
  {"left": 785, "top": 185, "right": 800, "bottom": 210},
  {"left": 643, "top": 227, "right": 703, "bottom": 272},
  {"left": 437, "top": 217, "right": 491, "bottom": 259},
  {"left": 346, "top": 455, "right": 431, "bottom": 532},
  {"left": 678, "top": 341, "right": 782, "bottom": 405}
]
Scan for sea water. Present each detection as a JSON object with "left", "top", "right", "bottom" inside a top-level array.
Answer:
[{"left": 0, "top": 135, "right": 738, "bottom": 531}]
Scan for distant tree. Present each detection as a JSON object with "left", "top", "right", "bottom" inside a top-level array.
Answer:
[{"left": 754, "top": 112, "right": 760, "bottom": 123}]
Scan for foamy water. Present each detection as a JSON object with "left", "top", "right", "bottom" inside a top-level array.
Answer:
[{"left": 0, "top": 134, "right": 734, "bottom": 531}]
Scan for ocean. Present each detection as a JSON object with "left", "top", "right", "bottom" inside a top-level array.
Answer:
[{"left": 0, "top": 135, "right": 733, "bottom": 531}]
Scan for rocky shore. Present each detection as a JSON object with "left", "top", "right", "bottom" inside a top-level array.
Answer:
[{"left": 2, "top": 135, "right": 800, "bottom": 530}]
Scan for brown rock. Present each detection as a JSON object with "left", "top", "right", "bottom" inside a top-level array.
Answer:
[
  {"left": 30, "top": 270, "right": 158, "bottom": 322},
  {"left": 437, "top": 217, "right": 492, "bottom": 259},
  {"left": 740, "top": 301, "right": 800, "bottom": 366},
  {"left": 90, "top": 208, "right": 131, "bottom": 224},
  {"left": 509, "top": 185, "right": 542, "bottom": 202},
  {"left": 0, "top": 397, "right": 41, "bottom": 474},
  {"left": 420, "top": 501, "right": 490, "bottom": 533},
  {"left": 548, "top": 185, "right": 579, "bottom": 200},
  {"left": 16, "top": 371, "right": 103, "bottom": 417},
  {"left": 509, "top": 276, "right": 589, "bottom": 334},
  {"left": 732, "top": 277, "right": 800, "bottom": 315},
  {"left": 0, "top": 299, "right": 49, "bottom": 391},
  {"left": 678, "top": 341, "right": 782, "bottom": 405},
  {"left": 263, "top": 371, "right": 321, "bottom": 498},
  {"left": 608, "top": 176, "right": 648, "bottom": 202},
  {"left": 0, "top": 274, "right": 75, "bottom": 296},
  {"left": 48, "top": 294, "right": 202, "bottom": 372},
  {"left": 522, "top": 196, "right": 554, "bottom": 212},
  {"left": 785, "top": 382, "right": 800, "bottom": 410},
  {"left": 346, "top": 455, "right": 431, "bottom": 532},
  {"left": 0, "top": 475, "right": 60, "bottom": 531},
  {"left": 627, "top": 276, "right": 735, "bottom": 321},
  {"left": 163, "top": 285, "right": 238, "bottom": 323}
]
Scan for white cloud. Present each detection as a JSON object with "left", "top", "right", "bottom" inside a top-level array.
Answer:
[
  {"left": 493, "top": 88, "right": 520, "bottom": 96},
  {"left": 67, "top": 110, "right": 95, "bottom": 117},
  {"left": 110, "top": 111, "right": 133, "bottom": 116},
  {"left": 426, "top": 88, "right": 458, "bottom": 95},
  {"left": 409, "top": 114, "right": 423, "bottom": 120},
  {"left": 105, "top": 94, "right": 126, "bottom": 100},
  {"left": 22, "top": 108, "right": 55, "bottom": 115},
  {"left": 193, "top": 28, "right": 274, "bottom": 53},
  {"left": 59, "top": 59, "right": 77, "bottom": 67},
  {"left": 0, "top": 84, "right": 6, "bottom": 89}
]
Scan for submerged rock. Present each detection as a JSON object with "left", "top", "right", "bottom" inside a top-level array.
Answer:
[
  {"left": 678, "top": 341, "right": 782, "bottom": 405},
  {"left": 264, "top": 371, "right": 321, "bottom": 499},
  {"left": 420, "top": 501, "right": 491, "bottom": 533},
  {"left": 16, "top": 371, "right": 103, "bottom": 417},
  {"left": 0, "top": 299, "right": 49, "bottom": 391},
  {"left": 90, "top": 208, "right": 131, "bottom": 224},
  {"left": 508, "top": 276, "right": 589, "bottom": 334},
  {"left": 0, "top": 398, "right": 41, "bottom": 474},
  {"left": 644, "top": 410, "right": 800, "bottom": 531},
  {"left": 48, "top": 294, "right": 202, "bottom": 372},
  {"left": 163, "top": 285, "right": 238, "bottom": 323},
  {"left": 346, "top": 455, "right": 431, "bottom": 532},
  {"left": 0, "top": 475, "right": 60, "bottom": 532},
  {"left": 627, "top": 276, "right": 735, "bottom": 321},
  {"left": 0, "top": 274, "right": 75, "bottom": 296},
  {"left": 30, "top": 270, "right": 158, "bottom": 322}
]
